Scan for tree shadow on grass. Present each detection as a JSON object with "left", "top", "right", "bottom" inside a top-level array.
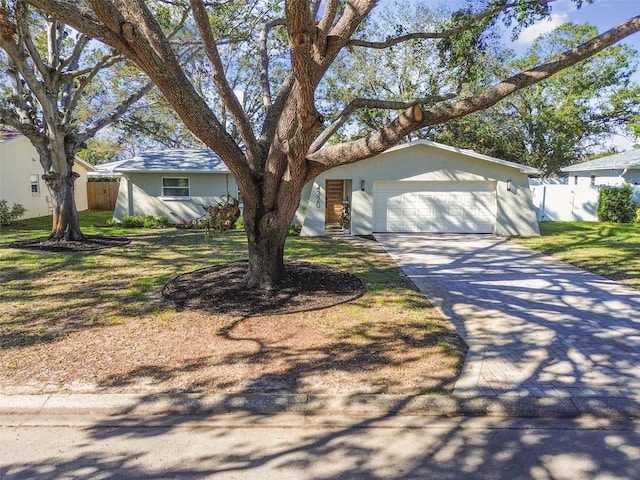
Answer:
[{"left": 3, "top": 234, "right": 640, "bottom": 477}]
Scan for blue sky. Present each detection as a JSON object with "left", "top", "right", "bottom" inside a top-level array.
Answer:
[{"left": 516, "top": 0, "right": 639, "bottom": 48}]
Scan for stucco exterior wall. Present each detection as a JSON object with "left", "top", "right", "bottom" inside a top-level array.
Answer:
[
  {"left": 0, "top": 136, "right": 90, "bottom": 219},
  {"left": 113, "top": 171, "right": 239, "bottom": 223},
  {"left": 569, "top": 169, "right": 640, "bottom": 187},
  {"left": 300, "top": 142, "right": 539, "bottom": 237}
]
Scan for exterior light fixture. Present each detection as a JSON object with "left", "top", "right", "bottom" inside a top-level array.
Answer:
[
  {"left": 360, "top": 179, "right": 365, "bottom": 191},
  {"left": 507, "top": 180, "right": 512, "bottom": 191}
]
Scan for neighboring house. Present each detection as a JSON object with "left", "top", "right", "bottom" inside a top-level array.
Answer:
[
  {"left": 0, "top": 130, "right": 91, "bottom": 219},
  {"left": 561, "top": 149, "right": 640, "bottom": 187},
  {"left": 529, "top": 150, "right": 640, "bottom": 222},
  {"left": 109, "top": 149, "right": 239, "bottom": 223},
  {"left": 298, "top": 140, "right": 540, "bottom": 237}
]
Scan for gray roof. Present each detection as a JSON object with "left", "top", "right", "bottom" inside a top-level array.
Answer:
[
  {"left": 114, "top": 149, "right": 230, "bottom": 174},
  {"left": 386, "top": 139, "right": 540, "bottom": 175},
  {"left": 562, "top": 149, "right": 640, "bottom": 172}
]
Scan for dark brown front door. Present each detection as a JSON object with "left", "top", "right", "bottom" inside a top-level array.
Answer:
[{"left": 325, "top": 180, "right": 344, "bottom": 226}]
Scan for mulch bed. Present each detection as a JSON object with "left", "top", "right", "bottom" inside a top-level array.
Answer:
[
  {"left": 162, "top": 261, "right": 367, "bottom": 317},
  {"left": 8, "top": 235, "right": 131, "bottom": 252}
]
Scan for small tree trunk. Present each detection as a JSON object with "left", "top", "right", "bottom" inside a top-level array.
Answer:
[{"left": 44, "top": 170, "right": 83, "bottom": 241}]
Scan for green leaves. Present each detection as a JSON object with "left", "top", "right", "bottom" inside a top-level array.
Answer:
[
  {"left": 598, "top": 184, "right": 637, "bottom": 223},
  {"left": 436, "top": 21, "right": 640, "bottom": 176}
]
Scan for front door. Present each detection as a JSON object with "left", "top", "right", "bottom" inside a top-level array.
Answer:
[{"left": 325, "top": 179, "right": 344, "bottom": 227}]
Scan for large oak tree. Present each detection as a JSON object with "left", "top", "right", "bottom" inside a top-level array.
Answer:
[{"left": 23, "top": 0, "right": 640, "bottom": 287}]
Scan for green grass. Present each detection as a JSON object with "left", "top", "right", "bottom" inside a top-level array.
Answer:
[
  {"left": 0, "top": 210, "right": 156, "bottom": 240},
  {"left": 514, "top": 221, "right": 640, "bottom": 289}
]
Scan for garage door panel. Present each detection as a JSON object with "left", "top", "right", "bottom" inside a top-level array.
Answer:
[{"left": 373, "top": 181, "right": 496, "bottom": 233}]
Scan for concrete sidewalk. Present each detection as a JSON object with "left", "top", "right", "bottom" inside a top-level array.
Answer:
[
  {"left": 1, "top": 390, "right": 639, "bottom": 421},
  {"left": 375, "top": 233, "right": 640, "bottom": 415}
]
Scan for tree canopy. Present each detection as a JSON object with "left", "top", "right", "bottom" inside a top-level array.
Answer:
[{"left": 435, "top": 22, "right": 640, "bottom": 175}]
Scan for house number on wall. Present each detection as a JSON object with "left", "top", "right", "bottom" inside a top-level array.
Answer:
[{"left": 315, "top": 184, "right": 322, "bottom": 208}]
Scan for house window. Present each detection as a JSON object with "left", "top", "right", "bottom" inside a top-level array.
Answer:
[
  {"left": 30, "top": 174, "right": 40, "bottom": 194},
  {"left": 590, "top": 175, "right": 596, "bottom": 186},
  {"left": 162, "top": 177, "right": 190, "bottom": 198}
]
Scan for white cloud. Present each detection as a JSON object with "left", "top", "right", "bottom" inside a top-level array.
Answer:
[{"left": 517, "top": 13, "right": 569, "bottom": 44}]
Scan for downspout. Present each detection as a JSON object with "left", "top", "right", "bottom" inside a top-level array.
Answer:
[{"left": 127, "top": 176, "right": 134, "bottom": 216}]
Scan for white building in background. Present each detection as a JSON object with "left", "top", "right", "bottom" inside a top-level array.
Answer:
[{"left": 0, "top": 131, "right": 92, "bottom": 219}]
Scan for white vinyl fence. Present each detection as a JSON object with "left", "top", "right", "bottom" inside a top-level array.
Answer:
[
  {"left": 530, "top": 184, "right": 640, "bottom": 222},
  {"left": 530, "top": 185, "right": 599, "bottom": 221}
]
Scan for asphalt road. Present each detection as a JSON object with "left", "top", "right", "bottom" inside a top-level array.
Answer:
[{"left": 1, "top": 413, "right": 639, "bottom": 479}]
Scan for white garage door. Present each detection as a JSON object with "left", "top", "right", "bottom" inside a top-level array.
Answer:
[{"left": 373, "top": 181, "right": 496, "bottom": 233}]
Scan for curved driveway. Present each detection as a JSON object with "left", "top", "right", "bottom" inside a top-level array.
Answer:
[{"left": 375, "top": 234, "right": 640, "bottom": 403}]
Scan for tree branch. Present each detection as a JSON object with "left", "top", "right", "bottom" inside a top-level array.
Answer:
[
  {"left": 309, "top": 15, "right": 640, "bottom": 169},
  {"left": 259, "top": 72, "right": 294, "bottom": 149},
  {"left": 259, "top": 17, "right": 285, "bottom": 109},
  {"left": 59, "top": 33, "right": 90, "bottom": 69},
  {"left": 310, "top": 94, "right": 456, "bottom": 153},
  {"left": 317, "top": 0, "right": 339, "bottom": 34},
  {"left": 63, "top": 54, "right": 124, "bottom": 125},
  {"left": 345, "top": 1, "right": 545, "bottom": 50},
  {"left": 191, "top": 0, "right": 261, "bottom": 166},
  {"left": 76, "top": 80, "right": 155, "bottom": 144},
  {"left": 15, "top": 3, "right": 49, "bottom": 82},
  {"left": 286, "top": 0, "right": 316, "bottom": 100}
]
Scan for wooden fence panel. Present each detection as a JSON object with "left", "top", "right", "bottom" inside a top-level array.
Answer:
[{"left": 87, "top": 181, "right": 119, "bottom": 211}]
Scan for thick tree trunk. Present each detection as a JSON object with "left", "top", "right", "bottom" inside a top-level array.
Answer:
[
  {"left": 43, "top": 169, "right": 83, "bottom": 241},
  {"left": 242, "top": 181, "right": 303, "bottom": 290},
  {"left": 245, "top": 224, "right": 288, "bottom": 290}
]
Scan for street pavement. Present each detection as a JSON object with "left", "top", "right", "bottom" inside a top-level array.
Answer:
[{"left": 1, "top": 414, "right": 639, "bottom": 479}]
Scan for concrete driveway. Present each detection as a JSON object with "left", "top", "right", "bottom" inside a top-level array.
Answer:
[{"left": 375, "top": 234, "right": 640, "bottom": 403}]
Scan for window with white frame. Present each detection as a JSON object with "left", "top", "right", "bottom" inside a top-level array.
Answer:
[
  {"left": 30, "top": 174, "right": 40, "bottom": 194},
  {"left": 162, "top": 177, "right": 190, "bottom": 198}
]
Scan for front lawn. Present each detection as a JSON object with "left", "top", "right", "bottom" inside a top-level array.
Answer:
[
  {"left": 0, "top": 211, "right": 464, "bottom": 395},
  {"left": 514, "top": 221, "right": 640, "bottom": 289}
]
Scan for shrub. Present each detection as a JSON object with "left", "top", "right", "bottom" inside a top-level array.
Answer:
[
  {"left": 636, "top": 207, "right": 640, "bottom": 223},
  {"left": 202, "top": 196, "right": 241, "bottom": 231},
  {"left": 142, "top": 215, "right": 169, "bottom": 228},
  {"left": 288, "top": 224, "right": 302, "bottom": 236},
  {"left": 121, "top": 215, "right": 145, "bottom": 228},
  {"left": 121, "top": 215, "right": 169, "bottom": 228},
  {"left": 0, "top": 200, "right": 27, "bottom": 226},
  {"left": 598, "top": 183, "right": 638, "bottom": 223},
  {"left": 598, "top": 184, "right": 637, "bottom": 223}
]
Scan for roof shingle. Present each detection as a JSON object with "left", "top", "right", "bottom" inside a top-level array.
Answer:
[
  {"left": 562, "top": 150, "right": 640, "bottom": 172},
  {"left": 114, "top": 149, "right": 229, "bottom": 173}
]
